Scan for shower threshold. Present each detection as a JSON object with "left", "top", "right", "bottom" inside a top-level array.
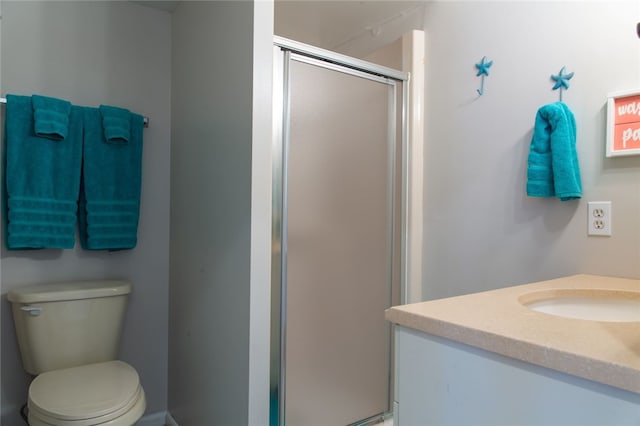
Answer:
[{"left": 349, "top": 412, "right": 393, "bottom": 426}]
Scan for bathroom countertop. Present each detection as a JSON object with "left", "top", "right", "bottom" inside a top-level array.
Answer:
[{"left": 385, "top": 274, "right": 640, "bottom": 394}]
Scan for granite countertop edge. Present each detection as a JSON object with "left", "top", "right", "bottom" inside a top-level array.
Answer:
[{"left": 385, "top": 274, "right": 640, "bottom": 394}]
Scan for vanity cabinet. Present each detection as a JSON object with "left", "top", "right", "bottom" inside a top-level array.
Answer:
[
  {"left": 394, "top": 326, "right": 640, "bottom": 426},
  {"left": 386, "top": 275, "right": 640, "bottom": 426}
]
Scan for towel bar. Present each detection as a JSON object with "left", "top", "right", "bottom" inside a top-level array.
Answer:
[{"left": 0, "top": 97, "right": 150, "bottom": 128}]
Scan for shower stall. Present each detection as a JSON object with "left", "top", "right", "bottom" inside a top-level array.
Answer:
[{"left": 271, "top": 37, "right": 408, "bottom": 426}]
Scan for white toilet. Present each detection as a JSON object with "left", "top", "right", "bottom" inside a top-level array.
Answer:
[{"left": 8, "top": 280, "right": 146, "bottom": 426}]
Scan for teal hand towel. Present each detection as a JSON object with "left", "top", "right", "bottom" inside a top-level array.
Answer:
[
  {"left": 4, "top": 95, "right": 82, "bottom": 249},
  {"left": 526, "top": 102, "right": 582, "bottom": 201},
  {"left": 80, "top": 106, "right": 143, "bottom": 250},
  {"left": 32, "top": 94, "right": 72, "bottom": 141},
  {"left": 99, "top": 105, "right": 131, "bottom": 144}
]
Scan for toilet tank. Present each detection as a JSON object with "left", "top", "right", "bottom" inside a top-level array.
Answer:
[{"left": 7, "top": 280, "right": 132, "bottom": 375}]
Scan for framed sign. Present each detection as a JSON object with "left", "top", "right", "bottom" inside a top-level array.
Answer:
[{"left": 606, "top": 89, "right": 640, "bottom": 157}]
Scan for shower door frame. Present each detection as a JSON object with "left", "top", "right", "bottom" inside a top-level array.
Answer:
[{"left": 271, "top": 36, "right": 409, "bottom": 426}]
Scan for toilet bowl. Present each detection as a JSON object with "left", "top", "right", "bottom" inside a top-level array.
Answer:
[
  {"left": 27, "top": 361, "right": 146, "bottom": 426},
  {"left": 8, "top": 280, "right": 146, "bottom": 426}
]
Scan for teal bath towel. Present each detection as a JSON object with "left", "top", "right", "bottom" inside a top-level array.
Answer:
[
  {"left": 526, "top": 102, "right": 582, "bottom": 201},
  {"left": 80, "top": 106, "right": 144, "bottom": 250},
  {"left": 99, "top": 105, "right": 131, "bottom": 144},
  {"left": 32, "top": 94, "right": 72, "bottom": 141},
  {"left": 4, "top": 95, "right": 82, "bottom": 249}
]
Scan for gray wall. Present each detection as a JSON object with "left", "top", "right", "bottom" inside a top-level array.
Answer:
[
  {"left": 6, "top": 0, "right": 636, "bottom": 424},
  {"left": 277, "top": 1, "right": 640, "bottom": 299},
  {"left": 169, "top": 1, "right": 262, "bottom": 424},
  {"left": 421, "top": 1, "right": 640, "bottom": 299},
  {"left": 0, "top": 1, "right": 171, "bottom": 423}
]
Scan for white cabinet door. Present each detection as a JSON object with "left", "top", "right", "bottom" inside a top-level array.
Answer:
[{"left": 395, "top": 326, "right": 640, "bottom": 426}]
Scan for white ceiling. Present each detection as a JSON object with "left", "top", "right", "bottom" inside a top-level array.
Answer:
[
  {"left": 132, "top": 0, "right": 424, "bottom": 56},
  {"left": 274, "top": 1, "right": 423, "bottom": 53}
]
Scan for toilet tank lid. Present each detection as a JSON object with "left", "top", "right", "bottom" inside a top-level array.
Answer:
[{"left": 7, "top": 280, "right": 132, "bottom": 304}]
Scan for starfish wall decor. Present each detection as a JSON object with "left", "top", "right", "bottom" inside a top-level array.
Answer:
[
  {"left": 551, "top": 66, "right": 574, "bottom": 101},
  {"left": 475, "top": 56, "right": 493, "bottom": 96}
]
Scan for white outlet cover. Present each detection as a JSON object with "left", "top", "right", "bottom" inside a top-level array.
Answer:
[{"left": 587, "top": 201, "right": 611, "bottom": 236}]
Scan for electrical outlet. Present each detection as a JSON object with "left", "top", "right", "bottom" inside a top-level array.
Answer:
[{"left": 587, "top": 201, "right": 611, "bottom": 236}]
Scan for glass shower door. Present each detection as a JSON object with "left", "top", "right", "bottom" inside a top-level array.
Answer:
[{"left": 273, "top": 45, "right": 403, "bottom": 426}]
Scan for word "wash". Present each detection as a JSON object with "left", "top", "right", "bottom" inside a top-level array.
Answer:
[{"left": 618, "top": 101, "right": 640, "bottom": 117}]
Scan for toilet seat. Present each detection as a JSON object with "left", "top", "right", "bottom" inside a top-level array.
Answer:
[{"left": 28, "top": 361, "right": 145, "bottom": 426}]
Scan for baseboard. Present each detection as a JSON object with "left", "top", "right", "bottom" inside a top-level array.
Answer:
[
  {"left": 137, "top": 411, "right": 168, "bottom": 426},
  {"left": 165, "top": 412, "right": 179, "bottom": 426}
]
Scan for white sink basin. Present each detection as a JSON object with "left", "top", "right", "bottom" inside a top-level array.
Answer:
[{"left": 520, "top": 289, "right": 640, "bottom": 322}]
